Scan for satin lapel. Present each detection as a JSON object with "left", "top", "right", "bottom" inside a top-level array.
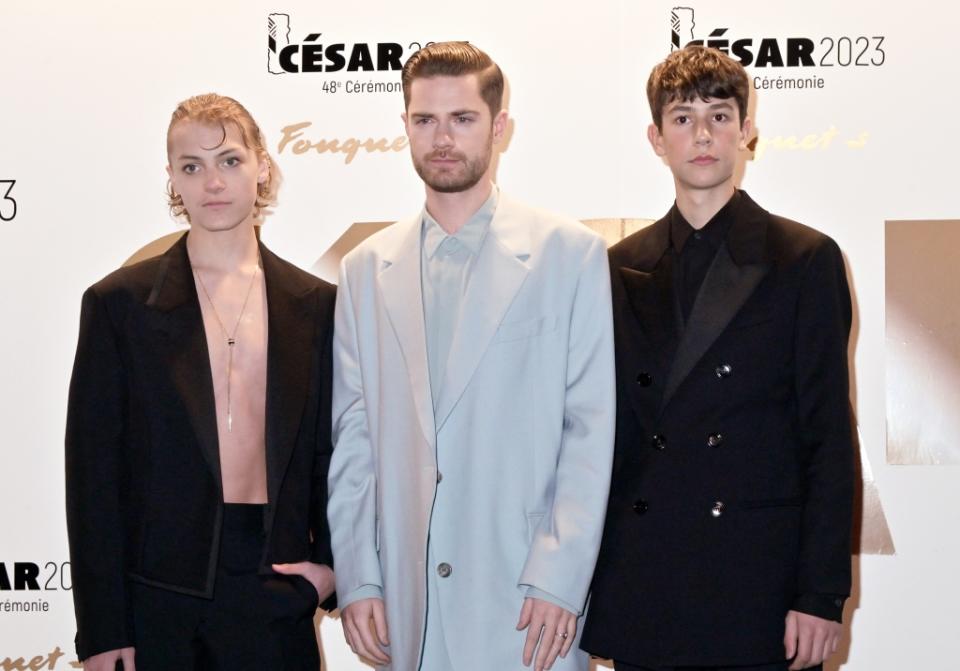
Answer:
[
  {"left": 377, "top": 218, "right": 436, "bottom": 448},
  {"left": 433, "top": 217, "right": 530, "bottom": 431},
  {"left": 145, "top": 234, "right": 222, "bottom": 492},
  {"left": 660, "top": 242, "right": 769, "bottom": 410},
  {"left": 261, "top": 244, "right": 316, "bottom": 508}
]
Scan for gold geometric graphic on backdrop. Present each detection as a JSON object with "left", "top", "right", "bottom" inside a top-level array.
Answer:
[
  {"left": 885, "top": 219, "right": 960, "bottom": 465},
  {"left": 126, "top": 217, "right": 895, "bottom": 555}
]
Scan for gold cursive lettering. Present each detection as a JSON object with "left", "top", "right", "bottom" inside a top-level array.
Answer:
[{"left": 277, "top": 122, "right": 408, "bottom": 164}]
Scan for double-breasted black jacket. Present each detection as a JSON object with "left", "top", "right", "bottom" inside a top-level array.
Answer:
[
  {"left": 65, "top": 233, "right": 336, "bottom": 660},
  {"left": 581, "top": 192, "right": 854, "bottom": 667}
]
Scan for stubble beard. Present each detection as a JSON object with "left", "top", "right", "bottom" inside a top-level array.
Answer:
[{"left": 413, "top": 146, "right": 492, "bottom": 194}]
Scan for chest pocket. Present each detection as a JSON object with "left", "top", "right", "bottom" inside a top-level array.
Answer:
[{"left": 492, "top": 315, "right": 558, "bottom": 344}]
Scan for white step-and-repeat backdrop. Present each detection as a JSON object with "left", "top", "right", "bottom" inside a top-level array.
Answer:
[{"left": 1, "top": 1, "right": 957, "bottom": 669}]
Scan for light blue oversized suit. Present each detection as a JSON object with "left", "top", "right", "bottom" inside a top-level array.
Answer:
[{"left": 328, "top": 194, "right": 616, "bottom": 670}]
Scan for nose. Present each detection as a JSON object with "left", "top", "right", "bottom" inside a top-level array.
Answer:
[
  {"left": 204, "top": 172, "right": 226, "bottom": 192},
  {"left": 695, "top": 121, "right": 712, "bottom": 145},
  {"left": 432, "top": 122, "right": 454, "bottom": 150}
]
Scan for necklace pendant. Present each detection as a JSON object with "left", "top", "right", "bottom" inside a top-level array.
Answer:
[
  {"left": 227, "top": 411, "right": 233, "bottom": 433},
  {"left": 227, "top": 338, "right": 236, "bottom": 346}
]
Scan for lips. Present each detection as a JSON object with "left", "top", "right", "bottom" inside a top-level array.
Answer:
[
  {"left": 690, "top": 155, "right": 718, "bottom": 166},
  {"left": 203, "top": 201, "right": 232, "bottom": 208}
]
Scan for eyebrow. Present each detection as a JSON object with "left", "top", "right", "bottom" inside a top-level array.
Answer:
[
  {"left": 176, "top": 148, "right": 241, "bottom": 161},
  {"left": 667, "top": 101, "right": 735, "bottom": 113}
]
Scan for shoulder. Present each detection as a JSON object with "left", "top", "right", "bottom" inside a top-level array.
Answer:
[
  {"left": 497, "top": 194, "right": 604, "bottom": 254},
  {"left": 765, "top": 213, "right": 843, "bottom": 268},
  {"left": 341, "top": 215, "right": 418, "bottom": 270},
  {"left": 609, "top": 214, "right": 670, "bottom": 269},
  {"left": 85, "top": 253, "right": 166, "bottom": 304}
]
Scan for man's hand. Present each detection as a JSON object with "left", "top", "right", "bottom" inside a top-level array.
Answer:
[
  {"left": 83, "top": 646, "right": 135, "bottom": 670},
  {"left": 784, "top": 609, "right": 842, "bottom": 670},
  {"left": 272, "top": 561, "right": 336, "bottom": 605},
  {"left": 516, "top": 597, "right": 577, "bottom": 671},
  {"left": 341, "top": 597, "right": 391, "bottom": 666}
]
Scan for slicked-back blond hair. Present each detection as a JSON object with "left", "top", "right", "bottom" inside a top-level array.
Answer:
[{"left": 166, "top": 93, "right": 278, "bottom": 221}]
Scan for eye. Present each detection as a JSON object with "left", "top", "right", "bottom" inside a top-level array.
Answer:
[
  {"left": 182, "top": 163, "right": 199, "bottom": 175},
  {"left": 713, "top": 113, "right": 728, "bottom": 122},
  {"left": 415, "top": 117, "right": 433, "bottom": 125},
  {"left": 223, "top": 156, "right": 241, "bottom": 167},
  {"left": 456, "top": 115, "right": 473, "bottom": 124},
  {"left": 674, "top": 115, "right": 689, "bottom": 125}
]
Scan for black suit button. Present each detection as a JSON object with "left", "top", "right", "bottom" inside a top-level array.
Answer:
[
  {"left": 711, "top": 501, "right": 725, "bottom": 517},
  {"left": 651, "top": 434, "right": 667, "bottom": 450},
  {"left": 633, "top": 499, "right": 649, "bottom": 515},
  {"left": 707, "top": 433, "right": 723, "bottom": 448},
  {"left": 715, "top": 363, "right": 733, "bottom": 378},
  {"left": 636, "top": 372, "right": 653, "bottom": 387}
]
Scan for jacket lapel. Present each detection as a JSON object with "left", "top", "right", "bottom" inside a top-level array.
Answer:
[
  {"left": 619, "top": 217, "right": 679, "bottom": 369},
  {"left": 261, "top": 243, "right": 317, "bottom": 508},
  {"left": 660, "top": 192, "right": 771, "bottom": 411},
  {"left": 377, "top": 217, "right": 437, "bottom": 449},
  {"left": 433, "top": 203, "right": 530, "bottom": 430},
  {"left": 144, "top": 233, "right": 223, "bottom": 493}
]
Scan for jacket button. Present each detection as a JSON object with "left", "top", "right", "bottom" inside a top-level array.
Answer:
[
  {"left": 651, "top": 434, "right": 667, "bottom": 450},
  {"left": 711, "top": 501, "right": 725, "bottom": 517},
  {"left": 715, "top": 363, "right": 733, "bottom": 378},
  {"left": 707, "top": 433, "right": 723, "bottom": 448},
  {"left": 437, "top": 471, "right": 443, "bottom": 483},
  {"left": 633, "top": 499, "right": 649, "bottom": 515},
  {"left": 636, "top": 372, "right": 653, "bottom": 387},
  {"left": 437, "top": 562, "right": 452, "bottom": 578}
]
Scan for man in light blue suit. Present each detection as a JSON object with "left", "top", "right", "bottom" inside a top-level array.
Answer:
[{"left": 327, "top": 42, "right": 616, "bottom": 671}]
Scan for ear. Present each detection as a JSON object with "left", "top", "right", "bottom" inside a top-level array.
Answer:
[
  {"left": 492, "top": 109, "right": 509, "bottom": 144},
  {"left": 738, "top": 116, "right": 754, "bottom": 151},
  {"left": 401, "top": 111, "right": 410, "bottom": 137},
  {"left": 256, "top": 154, "right": 270, "bottom": 185},
  {"left": 647, "top": 123, "right": 666, "bottom": 157}
]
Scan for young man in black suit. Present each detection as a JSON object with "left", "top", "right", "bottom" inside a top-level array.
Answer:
[
  {"left": 581, "top": 46, "right": 854, "bottom": 671},
  {"left": 66, "top": 94, "right": 336, "bottom": 670}
]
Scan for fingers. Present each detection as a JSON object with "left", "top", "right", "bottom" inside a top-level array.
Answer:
[
  {"left": 789, "top": 621, "right": 814, "bottom": 671},
  {"left": 521, "top": 599, "right": 576, "bottom": 671},
  {"left": 272, "top": 562, "right": 305, "bottom": 575},
  {"left": 784, "top": 611, "right": 798, "bottom": 660},
  {"left": 522, "top": 614, "right": 541, "bottom": 666},
  {"left": 821, "top": 636, "right": 834, "bottom": 666},
  {"left": 517, "top": 597, "right": 533, "bottom": 630},
  {"left": 537, "top": 615, "right": 564, "bottom": 671},
  {"left": 120, "top": 648, "right": 136, "bottom": 671},
  {"left": 342, "top": 601, "right": 391, "bottom": 665},
  {"left": 559, "top": 614, "right": 577, "bottom": 658},
  {"left": 372, "top": 599, "right": 391, "bottom": 646}
]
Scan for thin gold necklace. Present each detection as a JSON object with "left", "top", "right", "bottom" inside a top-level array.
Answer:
[{"left": 193, "top": 254, "right": 262, "bottom": 433}]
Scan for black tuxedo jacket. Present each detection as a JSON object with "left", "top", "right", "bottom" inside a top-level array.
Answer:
[
  {"left": 581, "top": 192, "right": 854, "bottom": 667},
  {"left": 65, "top": 233, "right": 336, "bottom": 660}
]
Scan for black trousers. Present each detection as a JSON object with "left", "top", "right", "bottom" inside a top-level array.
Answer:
[
  {"left": 129, "top": 503, "right": 321, "bottom": 671},
  {"left": 614, "top": 663, "right": 821, "bottom": 671}
]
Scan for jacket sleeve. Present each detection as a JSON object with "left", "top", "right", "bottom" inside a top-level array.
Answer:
[
  {"left": 792, "top": 237, "right": 855, "bottom": 603},
  {"left": 518, "top": 233, "right": 617, "bottom": 614},
  {"left": 65, "top": 286, "right": 133, "bottom": 660},
  {"left": 310, "top": 285, "right": 338, "bottom": 611},
  {"left": 327, "top": 261, "right": 384, "bottom": 608}
]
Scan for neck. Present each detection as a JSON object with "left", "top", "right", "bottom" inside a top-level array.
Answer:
[
  {"left": 186, "top": 222, "right": 261, "bottom": 273},
  {"left": 424, "top": 179, "right": 494, "bottom": 235},
  {"left": 674, "top": 181, "right": 736, "bottom": 230}
]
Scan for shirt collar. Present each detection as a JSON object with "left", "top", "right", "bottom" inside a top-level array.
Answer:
[
  {"left": 422, "top": 186, "right": 499, "bottom": 259},
  {"left": 670, "top": 190, "right": 741, "bottom": 254}
]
